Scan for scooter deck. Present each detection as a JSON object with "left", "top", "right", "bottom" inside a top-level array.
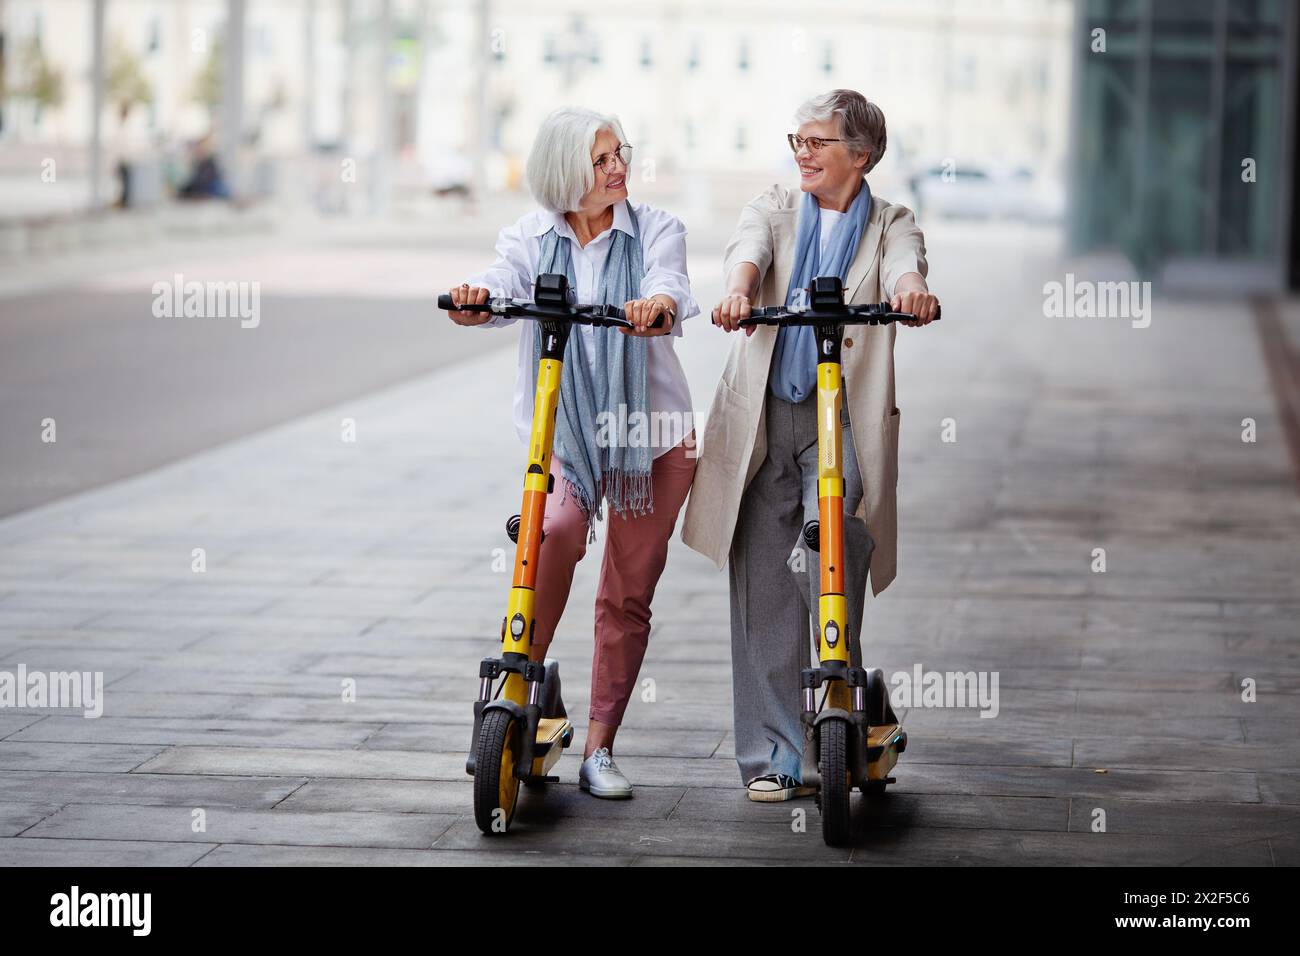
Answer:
[
  {"left": 530, "top": 717, "right": 573, "bottom": 777},
  {"left": 865, "top": 723, "right": 905, "bottom": 781}
]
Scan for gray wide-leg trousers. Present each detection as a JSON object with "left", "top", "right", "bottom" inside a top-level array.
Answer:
[{"left": 728, "top": 392, "right": 874, "bottom": 785}]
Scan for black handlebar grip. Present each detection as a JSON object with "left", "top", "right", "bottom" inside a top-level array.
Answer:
[
  {"left": 439, "top": 294, "right": 491, "bottom": 313},
  {"left": 890, "top": 303, "right": 941, "bottom": 323}
]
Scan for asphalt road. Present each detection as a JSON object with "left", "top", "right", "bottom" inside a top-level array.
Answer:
[{"left": 0, "top": 254, "right": 506, "bottom": 518}]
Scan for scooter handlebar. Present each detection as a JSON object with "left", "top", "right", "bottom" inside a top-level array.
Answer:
[
  {"left": 740, "top": 301, "right": 941, "bottom": 327},
  {"left": 438, "top": 293, "right": 667, "bottom": 330}
]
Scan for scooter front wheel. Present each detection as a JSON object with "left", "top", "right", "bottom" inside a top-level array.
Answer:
[
  {"left": 473, "top": 709, "right": 521, "bottom": 835},
  {"left": 817, "top": 718, "right": 852, "bottom": 847}
]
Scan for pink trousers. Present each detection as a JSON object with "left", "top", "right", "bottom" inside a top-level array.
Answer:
[{"left": 530, "top": 437, "right": 696, "bottom": 726}]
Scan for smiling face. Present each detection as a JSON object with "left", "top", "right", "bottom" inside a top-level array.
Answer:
[
  {"left": 794, "top": 118, "right": 869, "bottom": 200},
  {"left": 576, "top": 126, "right": 629, "bottom": 212}
]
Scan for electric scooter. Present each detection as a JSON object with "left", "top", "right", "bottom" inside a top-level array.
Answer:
[
  {"left": 739, "top": 275, "right": 940, "bottom": 846},
  {"left": 436, "top": 274, "right": 654, "bottom": 835}
]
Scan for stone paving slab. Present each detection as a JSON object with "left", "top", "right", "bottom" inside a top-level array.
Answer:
[
  {"left": 25, "top": 804, "right": 460, "bottom": 850},
  {"left": 0, "top": 771, "right": 305, "bottom": 808},
  {"left": 0, "top": 837, "right": 217, "bottom": 866},
  {"left": 0, "top": 802, "right": 62, "bottom": 837},
  {"left": 7, "top": 716, "right": 385, "bottom": 750},
  {"left": 0, "top": 742, "right": 164, "bottom": 773},
  {"left": 193, "top": 844, "right": 638, "bottom": 866}
]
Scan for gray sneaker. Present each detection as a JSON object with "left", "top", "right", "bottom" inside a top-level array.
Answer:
[{"left": 579, "top": 747, "right": 633, "bottom": 799}]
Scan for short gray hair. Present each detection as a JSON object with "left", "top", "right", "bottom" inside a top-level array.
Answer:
[
  {"left": 525, "top": 107, "right": 629, "bottom": 213},
  {"left": 794, "top": 89, "right": 887, "bottom": 174}
]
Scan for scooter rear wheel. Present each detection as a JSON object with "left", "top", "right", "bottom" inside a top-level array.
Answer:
[
  {"left": 817, "top": 718, "right": 852, "bottom": 847},
  {"left": 473, "top": 709, "right": 521, "bottom": 835}
]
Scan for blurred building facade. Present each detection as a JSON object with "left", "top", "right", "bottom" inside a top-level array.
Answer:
[
  {"left": 1, "top": 0, "right": 1073, "bottom": 216},
  {"left": 437, "top": 0, "right": 1074, "bottom": 202},
  {"left": 1069, "top": 0, "right": 1297, "bottom": 292}
]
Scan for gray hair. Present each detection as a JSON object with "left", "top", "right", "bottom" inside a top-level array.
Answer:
[
  {"left": 794, "top": 89, "right": 887, "bottom": 174},
  {"left": 525, "top": 107, "right": 629, "bottom": 213}
]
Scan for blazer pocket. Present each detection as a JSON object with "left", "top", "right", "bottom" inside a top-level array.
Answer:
[{"left": 704, "top": 378, "right": 751, "bottom": 472}]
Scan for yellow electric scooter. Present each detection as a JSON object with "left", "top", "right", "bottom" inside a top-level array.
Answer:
[
  {"left": 740, "top": 275, "right": 939, "bottom": 846},
  {"left": 437, "top": 273, "right": 653, "bottom": 835}
]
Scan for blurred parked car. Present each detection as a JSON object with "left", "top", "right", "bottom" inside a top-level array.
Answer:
[{"left": 908, "top": 162, "right": 1063, "bottom": 224}]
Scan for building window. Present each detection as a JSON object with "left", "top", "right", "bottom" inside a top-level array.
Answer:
[
  {"left": 687, "top": 40, "right": 700, "bottom": 72},
  {"left": 958, "top": 55, "right": 976, "bottom": 90},
  {"left": 640, "top": 37, "right": 652, "bottom": 69},
  {"left": 738, "top": 38, "right": 749, "bottom": 72},
  {"left": 253, "top": 25, "right": 273, "bottom": 57},
  {"left": 736, "top": 124, "right": 747, "bottom": 152},
  {"left": 823, "top": 41, "right": 833, "bottom": 74}
]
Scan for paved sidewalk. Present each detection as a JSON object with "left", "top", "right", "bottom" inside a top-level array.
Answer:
[{"left": 1, "top": 224, "right": 1297, "bottom": 865}]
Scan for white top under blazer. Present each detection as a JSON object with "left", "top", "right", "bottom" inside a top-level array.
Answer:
[{"left": 467, "top": 200, "right": 699, "bottom": 458}]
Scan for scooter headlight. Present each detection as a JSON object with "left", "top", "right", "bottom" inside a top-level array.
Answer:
[
  {"left": 824, "top": 620, "right": 840, "bottom": 647},
  {"left": 509, "top": 614, "right": 526, "bottom": 638}
]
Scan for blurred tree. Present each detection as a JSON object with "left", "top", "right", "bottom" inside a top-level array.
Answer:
[
  {"left": 12, "top": 37, "right": 65, "bottom": 122},
  {"left": 193, "top": 36, "right": 224, "bottom": 112},
  {"left": 106, "top": 37, "right": 152, "bottom": 124}
]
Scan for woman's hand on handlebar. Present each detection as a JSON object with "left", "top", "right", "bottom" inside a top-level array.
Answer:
[
  {"left": 446, "top": 284, "right": 492, "bottom": 325},
  {"left": 621, "top": 295, "right": 674, "bottom": 337},
  {"left": 713, "top": 293, "right": 756, "bottom": 336},
  {"left": 890, "top": 288, "right": 940, "bottom": 326}
]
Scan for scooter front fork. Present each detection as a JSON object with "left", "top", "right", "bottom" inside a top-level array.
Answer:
[
  {"left": 466, "top": 653, "right": 546, "bottom": 777},
  {"left": 800, "top": 662, "right": 873, "bottom": 789}
]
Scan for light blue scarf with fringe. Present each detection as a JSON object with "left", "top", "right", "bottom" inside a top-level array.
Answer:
[{"left": 534, "top": 201, "right": 652, "bottom": 538}]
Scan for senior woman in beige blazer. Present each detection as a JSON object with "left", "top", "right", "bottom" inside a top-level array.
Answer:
[{"left": 682, "top": 90, "right": 939, "bottom": 802}]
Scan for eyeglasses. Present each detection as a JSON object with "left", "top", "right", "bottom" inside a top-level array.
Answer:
[
  {"left": 593, "top": 144, "right": 633, "bottom": 174},
  {"left": 787, "top": 133, "right": 843, "bottom": 154}
]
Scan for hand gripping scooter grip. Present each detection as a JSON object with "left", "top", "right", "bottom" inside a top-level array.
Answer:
[
  {"left": 438, "top": 293, "right": 503, "bottom": 312},
  {"left": 885, "top": 303, "right": 942, "bottom": 322},
  {"left": 438, "top": 293, "right": 666, "bottom": 329}
]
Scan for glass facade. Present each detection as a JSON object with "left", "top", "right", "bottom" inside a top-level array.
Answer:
[{"left": 1071, "top": 0, "right": 1295, "bottom": 289}]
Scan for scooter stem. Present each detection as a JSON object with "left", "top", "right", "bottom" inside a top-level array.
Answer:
[
  {"left": 500, "top": 321, "right": 569, "bottom": 707},
  {"left": 814, "top": 323, "right": 853, "bottom": 713}
]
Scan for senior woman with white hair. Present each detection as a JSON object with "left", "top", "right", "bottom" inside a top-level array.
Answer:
[
  {"left": 682, "top": 89, "right": 939, "bottom": 802},
  {"left": 446, "top": 107, "right": 698, "bottom": 799}
]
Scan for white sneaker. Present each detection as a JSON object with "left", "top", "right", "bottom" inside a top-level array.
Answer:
[{"left": 579, "top": 747, "right": 633, "bottom": 799}]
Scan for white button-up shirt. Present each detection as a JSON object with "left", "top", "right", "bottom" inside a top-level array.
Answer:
[{"left": 467, "top": 201, "right": 698, "bottom": 458}]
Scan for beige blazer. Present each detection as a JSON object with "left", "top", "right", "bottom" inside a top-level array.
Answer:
[{"left": 681, "top": 183, "right": 928, "bottom": 596}]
